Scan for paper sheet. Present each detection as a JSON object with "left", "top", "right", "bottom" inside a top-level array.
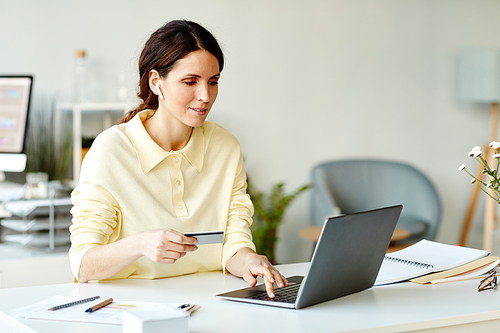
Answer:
[
  {"left": 430, "top": 260, "right": 500, "bottom": 284},
  {"left": 12, "top": 295, "right": 192, "bottom": 325}
]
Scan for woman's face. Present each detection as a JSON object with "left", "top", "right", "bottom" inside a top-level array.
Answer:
[{"left": 157, "top": 49, "right": 220, "bottom": 128}]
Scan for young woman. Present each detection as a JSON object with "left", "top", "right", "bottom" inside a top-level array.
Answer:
[{"left": 69, "top": 20, "right": 287, "bottom": 298}]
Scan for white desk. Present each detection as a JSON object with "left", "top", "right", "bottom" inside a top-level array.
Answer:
[
  {"left": 0, "top": 244, "right": 72, "bottom": 289},
  {"left": 1, "top": 262, "right": 499, "bottom": 333}
]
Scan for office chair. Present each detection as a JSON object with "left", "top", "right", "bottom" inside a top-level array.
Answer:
[{"left": 309, "top": 159, "right": 442, "bottom": 244}]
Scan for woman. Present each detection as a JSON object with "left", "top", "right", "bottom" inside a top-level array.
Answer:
[{"left": 69, "top": 20, "right": 287, "bottom": 298}]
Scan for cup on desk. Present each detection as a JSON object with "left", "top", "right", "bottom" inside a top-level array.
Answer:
[{"left": 24, "top": 172, "right": 49, "bottom": 199}]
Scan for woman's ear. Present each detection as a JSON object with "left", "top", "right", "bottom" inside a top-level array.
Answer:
[{"left": 149, "top": 70, "right": 164, "bottom": 100}]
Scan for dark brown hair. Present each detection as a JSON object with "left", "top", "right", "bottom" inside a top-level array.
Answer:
[{"left": 119, "top": 20, "right": 224, "bottom": 123}]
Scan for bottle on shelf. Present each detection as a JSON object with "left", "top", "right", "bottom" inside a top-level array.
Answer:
[{"left": 73, "top": 49, "right": 91, "bottom": 103}]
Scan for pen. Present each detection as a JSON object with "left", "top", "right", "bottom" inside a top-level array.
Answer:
[
  {"left": 48, "top": 295, "right": 100, "bottom": 311},
  {"left": 178, "top": 303, "right": 200, "bottom": 313},
  {"left": 85, "top": 298, "right": 113, "bottom": 313},
  {"left": 178, "top": 303, "right": 192, "bottom": 310}
]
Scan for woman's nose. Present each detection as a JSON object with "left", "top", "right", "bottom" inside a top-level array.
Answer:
[{"left": 197, "top": 84, "right": 210, "bottom": 103}]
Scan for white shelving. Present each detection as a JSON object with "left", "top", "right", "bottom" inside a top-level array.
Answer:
[
  {"left": 3, "top": 233, "right": 70, "bottom": 247},
  {"left": 1, "top": 216, "right": 72, "bottom": 232},
  {"left": 1, "top": 196, "right": 73, "bottom": 250},
  {"left": 55, "top": 102, "right": 132, "bottom": 184}
]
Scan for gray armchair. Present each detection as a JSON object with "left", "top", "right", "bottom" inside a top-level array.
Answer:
[{"left": 310, "top": 159, "right": 441, "bottom": 243}]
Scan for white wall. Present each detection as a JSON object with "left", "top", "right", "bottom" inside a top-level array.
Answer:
[{"left": 2, "top": 0, "right": 499, "bottom": 263}]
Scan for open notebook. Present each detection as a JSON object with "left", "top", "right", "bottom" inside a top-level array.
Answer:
[{"left": 375, "top": 239, "right": 489, "bottom": 285}]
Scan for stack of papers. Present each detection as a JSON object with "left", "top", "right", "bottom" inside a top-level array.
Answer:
[
  {"left": 12, "top": 295, "right": 194, "bottom": 325},
  {"left": 411, "top": 257, "right": 500, "bottom": 284}
]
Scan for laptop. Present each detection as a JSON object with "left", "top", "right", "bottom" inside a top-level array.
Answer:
[{"left": 217, "top": 204, "right": 403, "bottom": 309}]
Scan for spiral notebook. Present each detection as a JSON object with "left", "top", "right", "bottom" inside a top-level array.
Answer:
[{"left": 375, "top": 239, "right": 489, "bottom": 285}]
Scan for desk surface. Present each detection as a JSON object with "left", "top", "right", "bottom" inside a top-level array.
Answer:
[{"left": 1, "top": 262, "right": 500, "bottom": 333}]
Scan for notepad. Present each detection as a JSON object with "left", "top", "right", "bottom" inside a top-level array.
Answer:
[{"left": 375, "top": 240, "right": 489, "bottom": 285}]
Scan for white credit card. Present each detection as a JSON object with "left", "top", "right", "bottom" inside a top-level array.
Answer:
[{"left": 184, "top": 231, "right": 224, "bottom": 245}]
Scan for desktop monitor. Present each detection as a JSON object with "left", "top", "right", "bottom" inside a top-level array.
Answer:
[{"left": 0, "top": 75, "right": 33, "bottom": 173}]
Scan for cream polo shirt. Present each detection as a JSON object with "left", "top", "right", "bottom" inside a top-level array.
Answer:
[{"left": 69, "top": 110, "right": 255, "bottom": 281}]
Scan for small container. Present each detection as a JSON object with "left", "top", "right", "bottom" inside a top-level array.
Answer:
[
  {"left": 122, "top": 306, "right": 189, "bottom": 333},
  {"left": 24, "top": 172, "right": 49, "bottom": 199},
  {"left": 73, "top": 49, "right": 91, "bottom": 103}
]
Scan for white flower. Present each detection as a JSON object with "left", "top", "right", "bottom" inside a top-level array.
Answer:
[
  {"left": 469, "top": 146, "right": 482, "bottom": 157},
  {"left": 494, "top": 154, "right": 500, "bottom": 159},
  {"left": 459, "top": 164, "right": 466, "bottom": 171},
  {"left": 487, "top": 183, "right": 492, "bottom": 188},
  {"left": 490, "top": 141, "right": 500, "bottom": 149},
  {"left": 470, "top": 179, "right": 476, "bottom": 184}
]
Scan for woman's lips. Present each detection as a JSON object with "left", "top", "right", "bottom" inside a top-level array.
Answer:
[{"left": 189, "top": 107, "right": 208, "bottom": 114}]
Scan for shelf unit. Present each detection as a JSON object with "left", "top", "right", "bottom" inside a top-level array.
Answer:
[
  {"left": 55, "top": 102, "right": 132, "bottom": 184},
  {"left": 1, "top": 194, "right": 72, "bottom": 250}
]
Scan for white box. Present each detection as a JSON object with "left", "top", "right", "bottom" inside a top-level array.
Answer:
[{"left": 122, "top": 305, "right": 189, "bottom": 333}]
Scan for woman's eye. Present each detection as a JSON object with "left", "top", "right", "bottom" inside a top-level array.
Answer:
[
  {"left": 184, "top": 81, "right": 196, "bottom": 86},
  {"left": 209, "top": 81, "right": 219, "bottom": 86}
]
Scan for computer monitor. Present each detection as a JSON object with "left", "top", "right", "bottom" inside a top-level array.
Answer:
[{"left": 0, "top": 75, "right": 33, "bottom": 173}]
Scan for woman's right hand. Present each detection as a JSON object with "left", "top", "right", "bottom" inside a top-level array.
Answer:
[
  {"left": 138, "top": 229, "right": 199, "bottom": 264},
  {"left": 77, "top": 228, "right": 199, "bottom": 282}
]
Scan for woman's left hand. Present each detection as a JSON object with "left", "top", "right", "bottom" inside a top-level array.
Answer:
[{"left": 226, "top": 247, "right": 289, "bottom": 298}]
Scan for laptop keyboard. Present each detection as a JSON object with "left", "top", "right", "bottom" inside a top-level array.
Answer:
[{"left": 245, "top": 283, "right": 301, "bottom": 303}]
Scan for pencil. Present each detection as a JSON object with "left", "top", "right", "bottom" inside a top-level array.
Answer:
[
  {"left": 85, "top": 298, "right": 113, "bottom": 313},
  {"left": 48, "top": 295, "right": 100, "bottom": 311}
]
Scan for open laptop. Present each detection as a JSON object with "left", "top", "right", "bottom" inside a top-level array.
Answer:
[{"left": 217, "top": 204, "right": 403, "bottom": 309}]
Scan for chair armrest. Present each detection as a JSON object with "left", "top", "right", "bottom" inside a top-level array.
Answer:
[{"left": 310, "top": 168, "right": 341, "bottom": 225}]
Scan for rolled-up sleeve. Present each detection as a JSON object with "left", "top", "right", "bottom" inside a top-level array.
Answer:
[
  {"left": 69, "top": 181, "right": 120, "bottom": 280},
  {"left": 222, "top": 153, "right": 256, "bottom": 270}
]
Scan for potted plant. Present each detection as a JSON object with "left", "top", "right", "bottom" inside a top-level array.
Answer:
[
  {"left": 247, "top": 179, "right": 311, "bottom": 264},
  {"left": 25, "top": 95, "right": 71, "bottom": 183}
]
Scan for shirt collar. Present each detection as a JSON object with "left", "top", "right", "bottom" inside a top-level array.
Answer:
[{"left": 126, "top": 110, "right": 205, "bottom": 174}]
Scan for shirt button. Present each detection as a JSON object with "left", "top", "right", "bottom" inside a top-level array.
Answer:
[
  {"left": 176, "top": 180, "right": 182, "bottom": 186},
  {"left": 177, "top": 204, "right": 183, "bottom": 210},
  {"left": 173, "top": 157, "right": 179, "bottom": 162}
]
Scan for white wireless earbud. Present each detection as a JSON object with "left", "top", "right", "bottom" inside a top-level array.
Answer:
[{"left": 155, "top": 82, "right": 164, "bottom": 100}]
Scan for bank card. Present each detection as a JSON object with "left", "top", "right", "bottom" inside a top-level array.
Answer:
[{"left": 184, "top": 230, "right": 224, "bottom": 245}]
